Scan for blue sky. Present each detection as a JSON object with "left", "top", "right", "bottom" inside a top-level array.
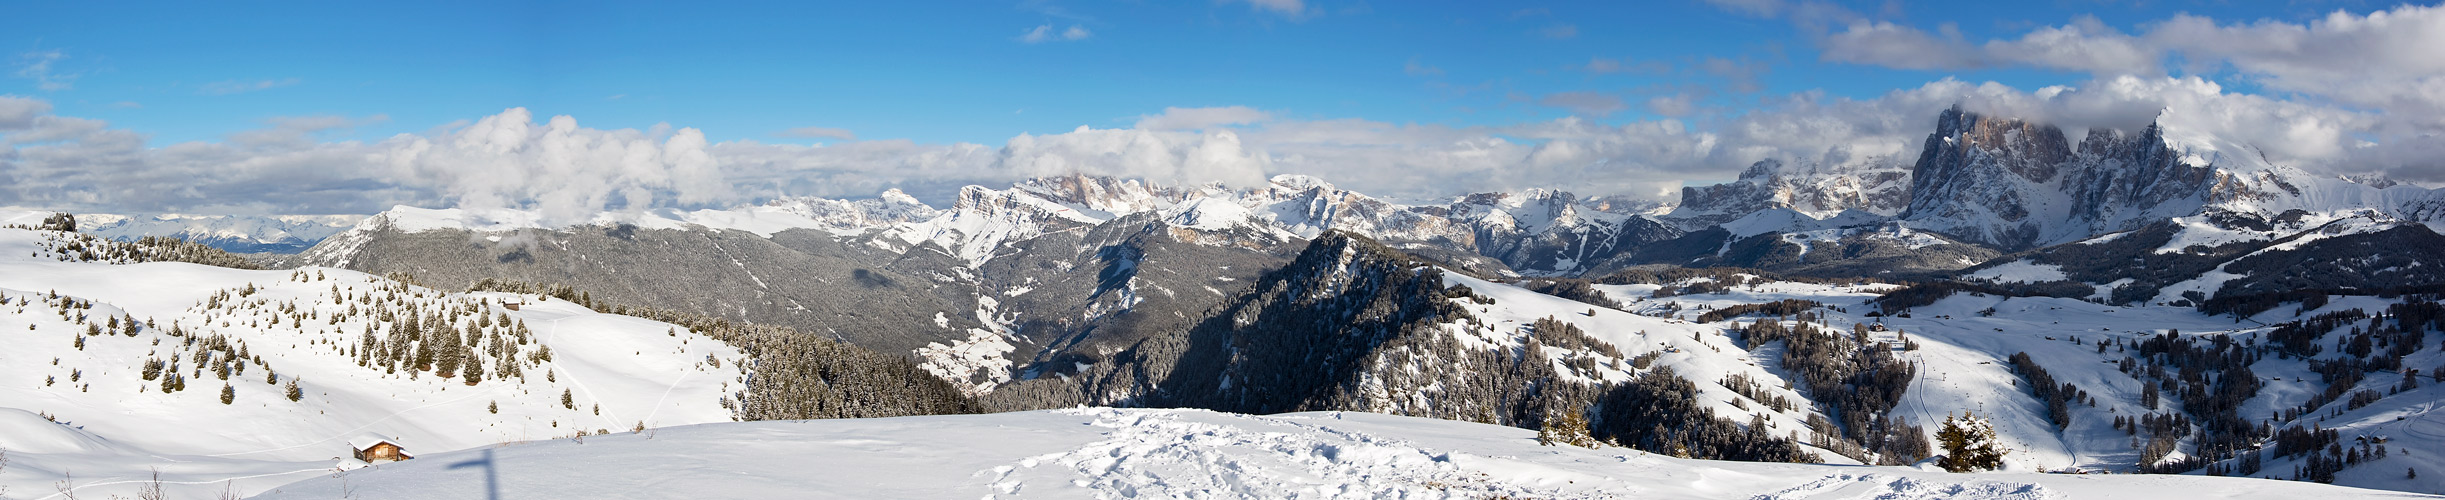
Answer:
[
  {"left": 2, "top": 0, "right": 2438, "bottom": 214},
  {"left": 8, "top": 0, "right": 2377, "bottom": 145}
]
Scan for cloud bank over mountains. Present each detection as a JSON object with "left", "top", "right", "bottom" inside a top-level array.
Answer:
[
  {"left": 0, "top": 60, "right": 2436, "bottom": 220},
  {"left": 4, "top": 2, "right": 2442, "bottom": 219}
]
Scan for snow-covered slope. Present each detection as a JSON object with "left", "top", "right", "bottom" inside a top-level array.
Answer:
[
  {"left": 250, "top": 408, "right": 2405, "bottom": 500},
  {"left": 1591, "top": 275, "right": 2445, "bottom": 495},
  {"left": 74, "top": 213, "right": 366, "bottom": 254},
  {"left": 0, "top": 225, "right": 748, "bottom": 499}
]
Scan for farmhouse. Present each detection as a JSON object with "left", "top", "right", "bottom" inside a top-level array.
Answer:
[{"left": 349, "top": 436, "right": 413, "bottom": 463}]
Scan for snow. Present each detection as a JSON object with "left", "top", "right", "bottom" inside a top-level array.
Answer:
[
  {"left": 1160, "top": 197, "right": 1255, "bottom": 232},
  {"left": 250, "top": 408, "right": 2401, "bottom": 500},
  {"left": 1968, "top": 260, "right": 2069, "bottom": 284},
  {"left": 0, "top": 225, "right": 747, "bottom": 499}
]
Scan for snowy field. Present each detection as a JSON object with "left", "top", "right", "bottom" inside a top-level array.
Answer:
[{"left": 252, "top": 408, "right": 2414, "bottom": 500}]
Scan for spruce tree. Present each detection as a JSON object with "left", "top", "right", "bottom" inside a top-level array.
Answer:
[
  {"left": 462, "top": 355, "right": 485, "bottom": 386},
  {"left": 285, "top": 380, "right": 303, "bottom": 401},
  {"left": 220, "top": 383, "right": 235, "bottom": 405},
  {"left": 1936, "top": 412, "right": 2007, "bottom": 472}
]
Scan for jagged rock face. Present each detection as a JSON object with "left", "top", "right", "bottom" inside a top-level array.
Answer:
[
  {"left": 1902, "top": 108, "right": 2217, "bottom": 251},
  {"left": 1445, "top": 189, "right": 1682, "bottom": 276},
  {"left": 1672, "top": 157, "right": 1911, "bottom": 229}
]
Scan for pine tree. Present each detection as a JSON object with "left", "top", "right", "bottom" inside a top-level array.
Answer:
[
  {"left": 562, "top": 389, "right": 574, "bottom": 409},
  {"left": 220, "top": 383, "right": 235, "bottom": 405},
  {"left": 285, "top": 380, "right": 303, "bottom": 402},
  {"left": 1936, "top": 412, "right": 2007, "bottom": 472}
]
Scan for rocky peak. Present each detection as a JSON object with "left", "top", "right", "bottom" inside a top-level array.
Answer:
[{"left": 1901, "top": 106, "right": 2218, "bottom": 250}]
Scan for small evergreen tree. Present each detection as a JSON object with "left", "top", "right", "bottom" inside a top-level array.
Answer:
[
  {"left": 285, "top": 380, "right": 303, "bottom": 401},
  {"left": 462, "top": 356, "right": 485, "bottom": 386},
  {"left": 561, "top": 389, "right": 574, "bottom": 409},
  {"left": 220, "top": 383, "right": 235, "bottom": 405},
  {"left": 1537, "top": 409, "right": 1600, "bottom": 448},
  {"left": 1936, "top": 412, "right": 2007, "bottom": 472}
]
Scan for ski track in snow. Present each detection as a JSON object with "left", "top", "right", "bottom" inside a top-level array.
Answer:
[
  {"left": 1750, "top": 473, "right": 2051, "bottom": 500},
  {"left": 986, "top": 408, "right": 1576, "bottom": 499}
]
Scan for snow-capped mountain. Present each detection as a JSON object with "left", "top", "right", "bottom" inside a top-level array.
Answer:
[
  {"left": 73, "top": 213, "right": 366, "bottom": 253},
  {"left": 1897, "top": 106, "right": 2445, "bottom": 251},
  {"left": 1670, "top": 156, "right": 1913, "bottom": 229}
]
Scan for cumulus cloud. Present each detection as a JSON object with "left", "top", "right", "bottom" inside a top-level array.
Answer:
[
  {"left": 0, "top": 96, "right": 50, "bottom": 130},
  {"left": 373, "top": 108, "right": 730, "bottom": 224},
  {"left": 2, "top": 70, "right": 2438, "bottom": 217},
  {"left": 226, "top": 114, "right": 390, "bottom": 149},
  {"left": 1134, "top": 106, "right": 1272, "bottom": 130},
  {"left": 13, "top": 50, "right": 74, "bottom": 91},
  {"left": 777, "top": 126, "right": 857, "bottom": 141},
  {"left": 1817, "top": 5, "right": 2445, "bottom": 128}
]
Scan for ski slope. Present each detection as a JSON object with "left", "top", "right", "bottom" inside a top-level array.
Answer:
[{"left": 250, "top": 408, "right": 2412, "bottom": 499}]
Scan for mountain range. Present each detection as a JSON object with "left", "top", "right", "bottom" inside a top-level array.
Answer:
[{"left": 10, "top": 106, "right": 2445, "bottom": 497}]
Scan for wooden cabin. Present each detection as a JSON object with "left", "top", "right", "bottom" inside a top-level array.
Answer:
[
  {"left": 501, "top": 300, "right": 523, "bottom": 311},
  {"left": 349, "top": 436, "right": 413, "bottom": 463}
]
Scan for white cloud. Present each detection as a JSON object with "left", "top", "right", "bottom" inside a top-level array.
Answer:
[
  {"left": 1020, "top": 24, "right": 1093, "bottom": 43},
  {"left": 1538, "top": 91, "right": 1628, "bottom": 117},
  {"left": 226, "top": 114, "right": 389, "bottom": 149},
  {"left": 198, "top": 78, "right": 302, "bottom": 95},
  {"left": 1816, "top": 4, "right": 2445, "bottom": 136},
  {"left": 1133, "top": 106, "right": 1273, "bottom": 130},
  {"left": 1, "top": 72, "right": 2438, "bottom": 216},
  {"left": 13, "top": 50, "right": 74, "bottom": 91},
  {"left": 1541, "top": 24, "right": 1579, "bottom": 39},
  {"left": 777, "top": 126, "right": 857, "bottom": 141},
  {"left": 0, "top": 95, "right": 49, "bottom": 130}
]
